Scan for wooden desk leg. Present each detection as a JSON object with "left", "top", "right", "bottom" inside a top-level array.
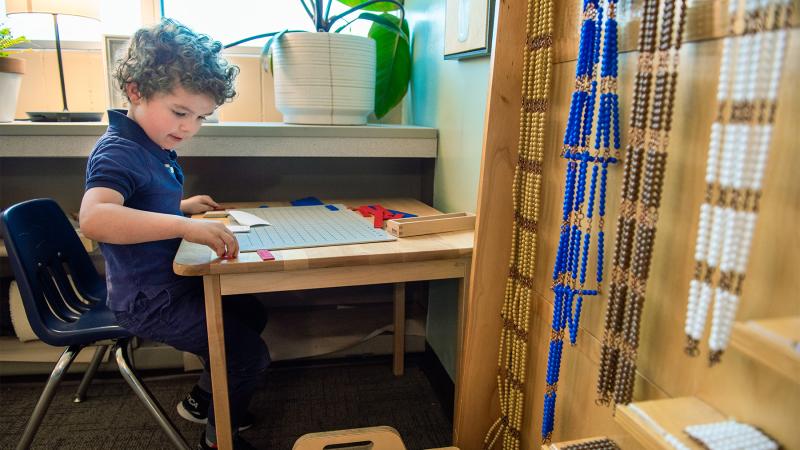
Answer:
[
  {"left": 453, "top": 262, "right": 471, "bottom": 445},
  {"left": 204, "top": 275, "right": 233, "bottom": 450},
  {"left": 393, "top": 282, "right": 406, "bottom": 376}
]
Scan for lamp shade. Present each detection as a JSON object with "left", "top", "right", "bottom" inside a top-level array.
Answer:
[{"left": 5, "top": 0, "right": 100, "bottom": 20}]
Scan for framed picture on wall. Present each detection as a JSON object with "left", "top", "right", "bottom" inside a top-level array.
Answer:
[
  {"left": 103, "top": 35, "right": 131, "bottom": 110},
  {"left": 443, "top": 0, "right": 495, "bottom": 60}
]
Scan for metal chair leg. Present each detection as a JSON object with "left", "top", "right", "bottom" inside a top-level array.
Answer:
[
  {"left": 114, "top": 339, "right": 189, "bottom": 450},
  {"left": 17, "top": 345, "right": 83, "bottom": 450},
  {"left": 73, "top": 344, "right": 109, "bottom": 403},
  {"left": 128, "top": 337, "right": 137, "bottom": 369}
]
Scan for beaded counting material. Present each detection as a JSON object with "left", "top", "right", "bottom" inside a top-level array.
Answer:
[
  {"left": 596, "top": 0, "right": 688, "bottom": 408},
  {"left": 541, "top": 0, "right": 620, "bottom": 443},
  {"left": 683, "top": 0, "right": 791, "bottom": 365},
  {"left": 558, "top": 438, "right": 621, "bottom": 450},
  {"left": 483, "top": 1, "right": 553, "bottom": 449},
  {"left": 684, "top": 420, "right": 779, "bottom": 450}
]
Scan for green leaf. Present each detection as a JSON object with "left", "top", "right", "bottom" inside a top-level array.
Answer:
[
  {"left": 0, "top": 36, "right": 28, "bottom": 53},
  {"left": 367, "top": 13, "right": 411, "bottom": 119},
  {"left": 353, "top": 12, "right": 408, "bottom": 40},
  {"left": 261, "top": 30, "right": 289, "bottom": 74},
  {"left": 335, "top": 0, "right": 402, "bottom": 12},
  {"left": 333, "top": 18, "right": 358, "bottom": 33},
  {"left": 0, "top": 23, "right": 28, "bottom": 54}
]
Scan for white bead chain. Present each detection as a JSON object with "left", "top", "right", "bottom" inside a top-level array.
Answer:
[
  {"left": 711, "top": 0, "right": 789, "bottom": 360},
  {"left": 684, "top": 20, "right": 735, "bottom": 345},
  {"left": 684, "top": 0, "right": 789, "bottom": 363},
  {"left": 685, "top": 420, "right": 778, "bottom": 450}
]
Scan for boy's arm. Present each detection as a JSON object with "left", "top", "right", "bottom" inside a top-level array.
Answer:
[{"left": 80, "top": 187, "right": 238, "bottom": 258}]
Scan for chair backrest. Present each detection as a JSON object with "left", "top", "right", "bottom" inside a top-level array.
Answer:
[{"left": 1, "top": 199, "right": 106, "bottom": 344}]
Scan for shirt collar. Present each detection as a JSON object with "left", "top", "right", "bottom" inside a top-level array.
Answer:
[{"left": 107, "top": 109, "right": 178, "bottom": 163}]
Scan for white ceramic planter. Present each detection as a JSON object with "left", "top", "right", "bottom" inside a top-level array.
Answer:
[
  {"left": 0, "top": 57, "right": 25, "bottom": 123},
  {"left": 272, "top": 33, "right": 376, "bottom": 125}
]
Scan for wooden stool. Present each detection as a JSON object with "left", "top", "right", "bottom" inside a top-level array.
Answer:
[
  {"left": 292, "top": 426, "right": 460, "bottom": 450},
  {"left": 293, "top": 426, "right": 405, "bottom": 450}
]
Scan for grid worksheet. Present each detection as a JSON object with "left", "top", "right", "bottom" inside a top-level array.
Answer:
[{"left": 233, "top": 204, "right": 396, "bottom": 252}]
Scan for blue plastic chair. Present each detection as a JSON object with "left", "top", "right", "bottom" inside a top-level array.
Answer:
[{"left": 1, "top": 199, "right": 189, "bottom": 450}]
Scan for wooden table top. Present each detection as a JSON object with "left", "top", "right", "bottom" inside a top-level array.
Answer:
[{"left": 173, "top": 198, "right": 474, "bottom": 276}]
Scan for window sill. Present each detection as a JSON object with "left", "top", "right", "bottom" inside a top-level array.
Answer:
[{"left": 0, "top": 121, "right": 438, "bottom": 158}]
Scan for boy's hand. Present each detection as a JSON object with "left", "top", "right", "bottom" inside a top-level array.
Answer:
[
  {"left": 182, "top": 219, "right": 239, "bottom": 259},
  {"left": 181, "top": 195, "right": 221, "bottom": 215}
]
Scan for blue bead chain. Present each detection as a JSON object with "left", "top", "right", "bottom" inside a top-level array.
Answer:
[{"left": 541, "top": 0, "right": 620, "bottom": 443}]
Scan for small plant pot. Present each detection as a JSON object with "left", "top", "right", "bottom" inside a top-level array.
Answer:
[
  {"left": 272, "top": 33, "right": 376, "bottom": 125},
  {"left": 0, "top": 57, "right": 25, "bottom": 123}
]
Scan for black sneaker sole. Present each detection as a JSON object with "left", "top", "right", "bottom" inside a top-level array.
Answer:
[
  {"left": 177, "top": 402, "right": 207, "bottom": 424},
  {"left": 177, "top": 402, "right": 253, "bottom": 431}
]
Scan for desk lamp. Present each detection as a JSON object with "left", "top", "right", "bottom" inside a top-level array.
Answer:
[{"left": 5, "top": 0, "right": 103, "bottom": 122}]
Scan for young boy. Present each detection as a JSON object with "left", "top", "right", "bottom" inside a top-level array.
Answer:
[{"left": 79, "top": 19, "right": 268, "bottom": 450}]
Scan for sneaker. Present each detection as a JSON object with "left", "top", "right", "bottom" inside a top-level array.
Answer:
[
  {"left": 197, "top": 431, "right": 257, "bottom": 450},
  {"left": 178, "top": 386, "right": 254, "bottom": 431},
  {"left": 178, "top": 386, "right": 210, "bottom": 424}
]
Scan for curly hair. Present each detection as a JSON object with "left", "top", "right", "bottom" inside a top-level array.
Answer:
[{"left": 114, "top": 18, "right": 239, "bottom": 106}]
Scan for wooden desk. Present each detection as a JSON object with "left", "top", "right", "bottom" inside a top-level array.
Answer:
[{"left": 174, "top": 198, "right": 474, "bottom": 450}]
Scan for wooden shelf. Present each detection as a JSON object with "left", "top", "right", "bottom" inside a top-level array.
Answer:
[
  {"left": 730, "top": 317, "right": 800, "bottom": 382},
  {"left": 616, "top": 397, "right": 726, "bottom": 450},
  {"left": 0, "top": 122, "right": 438, "bottom": 158},
  {"left": 542, "top": 437, "right": 617, "bottom": 449}
]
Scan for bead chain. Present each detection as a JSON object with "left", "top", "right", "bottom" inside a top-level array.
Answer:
[
  {"left": 541, "top": 0, "right": 620, "bottom": 443},
  {"left": 483, "top": 1, "right": 553, "bottom": 449},
  {"left": 558, "top": 438, "right": 621, "bottom": 450},
  {"left": 596, "top": 0, "right": 661, "bottom": 407},
  {"left": 684, "top": 420, "right": 779, "bottom": 450},
  {"left": 596, "top": 0, "right": 688, "bottom": 408},
  {"left": 684, "top": 0, "right": 790, "bottom": 365}
]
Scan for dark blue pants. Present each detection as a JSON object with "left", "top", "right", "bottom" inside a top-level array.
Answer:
[{"left": 114, "top": 279, "right": 270, "bottom": 430}]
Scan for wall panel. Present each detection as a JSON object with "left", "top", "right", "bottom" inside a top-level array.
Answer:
[
  {"left": 462, "top": 1, "right": 799, "bottom": 449},
  {"left": 218, "top": 55, "right": 262, "bottom": 122}
]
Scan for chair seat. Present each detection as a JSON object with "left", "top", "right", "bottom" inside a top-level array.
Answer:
[{"left": 42, "top": 301, "right": 133, "bottom": 347}]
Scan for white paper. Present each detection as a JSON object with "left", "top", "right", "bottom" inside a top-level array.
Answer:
[
  {"left": 226, "top": 224, "right": 251, "bottom": 233},
  {"left": 228, "top": 210, "right": 271, "bottom": 227}
]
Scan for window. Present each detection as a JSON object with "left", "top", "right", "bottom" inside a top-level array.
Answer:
[
  {"left": 162, "top": 0, "right": 371, "bottom": 48},
  {"left": 0, "top": 0, "right": 141, "bottom": 44},
  {"left": 0, "top": 0, "right": 374, "bottom": 49}
]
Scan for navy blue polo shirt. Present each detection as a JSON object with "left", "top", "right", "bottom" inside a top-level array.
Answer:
[{"left": 86, "top": 110, "right": 197, "bottom": 312}]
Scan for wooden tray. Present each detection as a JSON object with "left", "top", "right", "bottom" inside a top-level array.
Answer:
[{"left": 386, "top": 212, "right": 475, "bottom": 237}]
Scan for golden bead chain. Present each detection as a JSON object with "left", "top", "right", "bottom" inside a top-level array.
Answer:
[{"left": 484, "top": 1, "right": 553, "bottom": 449}]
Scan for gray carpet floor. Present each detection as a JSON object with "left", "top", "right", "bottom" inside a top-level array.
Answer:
[{"left": 0, "top": 361, "right": 452, "bottom": 449}]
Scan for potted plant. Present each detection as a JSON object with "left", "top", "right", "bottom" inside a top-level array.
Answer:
[
  {"left": 0, "top": 24, "right": 27, "bottom": 123},
  {"left": 226, "top": 0, "right": 410, "bottom": 125}
]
